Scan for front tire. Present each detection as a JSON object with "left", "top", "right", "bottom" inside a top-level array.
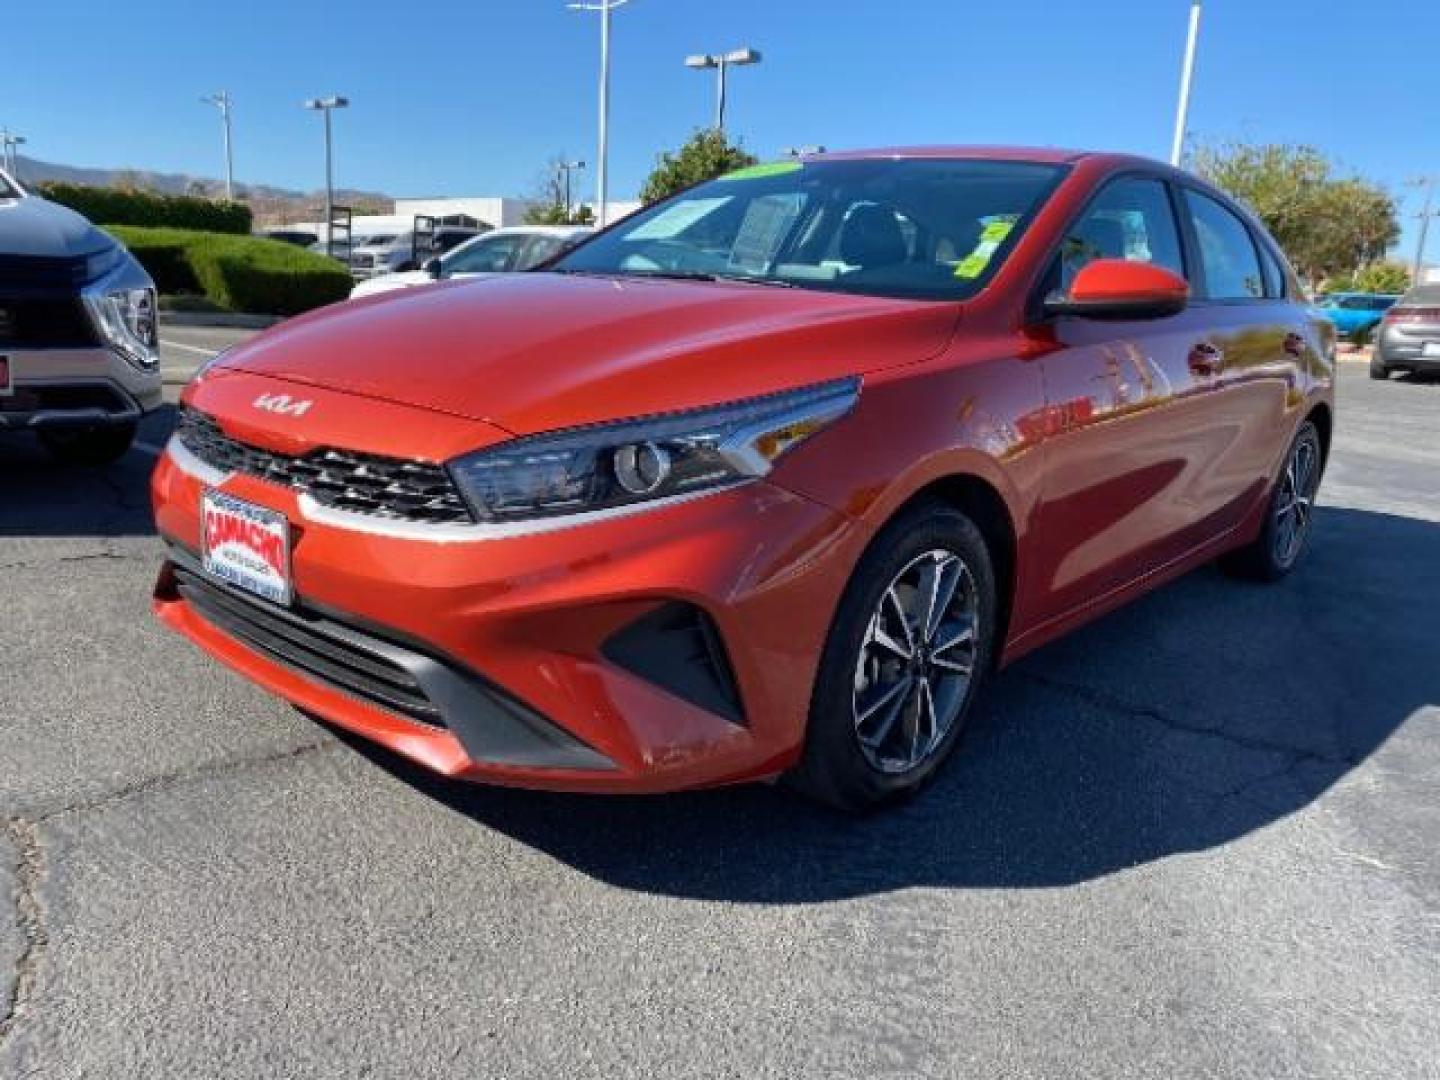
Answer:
[
  {"left": 37, "top": 423, "right": 137, "bottom": 466},
  {"left": 787, "top": 503, "right": 997, "bottom": 811},
  {"left": 1220, "top": 420, "right": 1323, "bottom": 582}
]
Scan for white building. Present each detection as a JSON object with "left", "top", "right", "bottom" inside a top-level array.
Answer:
[{"left": 298, "top": 195, "right": 642, "bottom": 246}]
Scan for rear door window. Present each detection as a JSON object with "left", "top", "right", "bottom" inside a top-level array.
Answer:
[{"left": 1184, "top": 190, "right": 1265, "bottom": 300}]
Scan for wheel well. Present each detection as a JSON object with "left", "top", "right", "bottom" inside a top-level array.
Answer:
[
  {"left": 900, "top": 475, "right": 1017, "bottom": 664},
  {"left": 1306, "top": 401, "right": 1333, "bottom": 468}
]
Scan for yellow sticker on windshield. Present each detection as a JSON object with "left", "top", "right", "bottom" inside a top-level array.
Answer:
[
  {"left": 981, "top": 220, "right": 1014, "bottom": 244},
  {"left": 720, "top": 161, "right": 804, "bottom": 181},
  {"left": 954, "top": 253, "right": 990, "bottom": 279}
]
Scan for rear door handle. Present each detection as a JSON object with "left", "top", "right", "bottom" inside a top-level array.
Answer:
[{"left": 1188, "top": 342, "right": 1224, "bottom": 376}]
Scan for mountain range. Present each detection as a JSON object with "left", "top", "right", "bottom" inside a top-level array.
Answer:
[{"left": 10, "top": 154, "right": 391, "bottom": 212}]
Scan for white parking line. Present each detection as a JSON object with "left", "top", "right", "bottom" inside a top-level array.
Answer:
[{"left": 159, "top": 339, "right": 218, "bottom": 357}]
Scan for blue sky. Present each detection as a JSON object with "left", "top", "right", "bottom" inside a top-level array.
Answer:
[{"left": 6, "top": 1, "right": 1439, "bottom": 251}]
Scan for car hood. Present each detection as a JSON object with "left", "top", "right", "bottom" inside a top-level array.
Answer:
[
  {"left": 0, "top": 195, "right": 114, "bottom": 259},
  {"left": 218, "top": 272, "right": 960, "bottom": 434}
]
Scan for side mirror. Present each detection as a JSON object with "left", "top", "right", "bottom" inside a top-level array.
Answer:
[
  {"left": 423, "top": 257, "right": 442, "bottom": 279},
  {"left": 1044, "top": 259, "right": 1189, "bottom": 320}
]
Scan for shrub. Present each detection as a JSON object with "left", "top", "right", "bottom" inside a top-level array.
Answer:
[
  {"left": 36, "top": 182, "right": 252, "bottom": 234},
  {"left": 108, "top": 226, "right": 352, "bottom": 316},
  {"left": 107, "top": 227, "right": 202, "bottom": 294}
]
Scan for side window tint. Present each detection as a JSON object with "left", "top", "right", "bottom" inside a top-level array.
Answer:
[
  {"left": 1058, "top": 178, "right": 1185, "bottom": 291},
  {"left": 1185, "top": 190, "right": 1265, "bottom": 300}
]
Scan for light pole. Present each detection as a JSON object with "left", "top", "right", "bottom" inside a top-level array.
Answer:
[
  {"left": 1409, "top": 176, "right": 1440, "bottom": 283},
  {"left": 0, "top": 130, "right": 26, "bottom": 179},
  {"left": 201, "top": 92, "right": 235, "bottom": 201},
  {"left": 685, "top": 48, "right": 761, "bottom": 133},
  {"left": 558, "top": 159, "right": 586, "bottom": 219},
  {"left": 1170, "top": 0, "right": 1202, "bottom": 166},
  {"left": 568, "top": 0, "right": 629, "bottom": 228},
  {"left": 304, "top": 96, "right": 349, "bottom": 256}
]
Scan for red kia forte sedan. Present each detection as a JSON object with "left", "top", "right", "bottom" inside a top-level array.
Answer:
[{"left": 152, "top": 148, "right": 1334, "bottom": 809}]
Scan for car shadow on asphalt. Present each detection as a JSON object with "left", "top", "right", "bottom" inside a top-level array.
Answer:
[
  {"left": 338, "top": 505, "right": 1439, "bottom": 903},
  {"left": 0, "top": 405, "right": 175, "bottom": 538}
]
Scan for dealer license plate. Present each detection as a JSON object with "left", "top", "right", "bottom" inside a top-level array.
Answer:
[{"left": 200, "top": 489, "right": 293, "bottom": 605}]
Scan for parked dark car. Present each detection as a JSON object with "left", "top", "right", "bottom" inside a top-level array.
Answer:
[{"left": 262, "top": 230, "right": 320, "bottom": 248}]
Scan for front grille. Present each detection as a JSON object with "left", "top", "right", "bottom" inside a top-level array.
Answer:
[
  {"left": 176, "top": 407, "right": 475, "bottom": 525},
  {"left": 0, "top": 295, "right": 99, "bottom": 348},
  {"left": 171, "top": 561, "right": 445, "bottom": 726},
  {"left": 0, "top": 384, "right": 129, "bottom": 416},
  {"left": 0, "top": 253, "right": 94, "bottom": 292}
]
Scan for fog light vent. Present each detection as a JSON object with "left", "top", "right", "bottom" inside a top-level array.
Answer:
[{"left": 602, "top": 602, "right": 745, "bottom": 724}]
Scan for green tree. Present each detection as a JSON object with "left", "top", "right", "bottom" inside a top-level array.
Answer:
[
  {"left": 524, "top": 201, "right": 595, "bottom": 226},
  {"left": 1348, "top": 260, "right": 1411, "bottom": 295},
  {"left": 639, "top": 130, "right": 757, "bottom": 205},
  {"left": 1191, "top": 143, "right": 1399, "bottom": 285},
  {"left": 524, "top": 154, "right": 595, "bottom": 226}
]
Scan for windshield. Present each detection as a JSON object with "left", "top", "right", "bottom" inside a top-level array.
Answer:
[{"left": 553, "top": 158, "right": 1066, "bottom": 301}]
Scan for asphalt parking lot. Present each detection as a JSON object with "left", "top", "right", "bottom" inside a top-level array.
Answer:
[{"left": 1, "top": 352, "right": 1436, "bottom": 1078}]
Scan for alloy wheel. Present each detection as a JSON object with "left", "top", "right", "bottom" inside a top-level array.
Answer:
[
  {"left": 852, "top": 548, "right": 979, "bottom": 774},
  {"left": 1273, "top": 429, "right": 1322, "bottom": 568}
]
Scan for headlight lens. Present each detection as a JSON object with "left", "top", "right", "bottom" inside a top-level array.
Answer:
[
  {"left": 85, "top": 286, "right": 159, "bottom": 371},
  {"left": 448, "top": 378, "right": 859, "bottom": 523}
]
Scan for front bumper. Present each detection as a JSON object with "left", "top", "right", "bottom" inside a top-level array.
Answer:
[
  {"left": 151, "top": 433, "right": 859, "bottom": 793},
  {"left": 0, "top": 346, "right": 162, "bottom": 430}
]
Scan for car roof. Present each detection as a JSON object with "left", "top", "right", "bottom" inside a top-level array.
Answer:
[
  {"left": 804, "top": 145, "right": 1094, "bottom": 165},
  {"left": 1401, "top": 283, "right": 1440, "bottom": 304},
  {"left": 484, "top": 226, "right": 594, "bottom": 238}
]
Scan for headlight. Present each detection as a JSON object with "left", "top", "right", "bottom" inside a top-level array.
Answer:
[
  {"left": 448, "top": 378, "right": 859, "bottom": 523},
  {"left": 84, "top": 286, "right": 158, "bottom": 371}
]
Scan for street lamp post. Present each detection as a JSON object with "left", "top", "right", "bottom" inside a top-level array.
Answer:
[
  {"left": 0, "top": 130, "right": 26, "bottom": 179},
  {"left": 1170, "top": 0, "right": 1202, "bottom": 166},
  {"left": 568, "top": 0, "right": 629, "bottom": 228},
  {"left": 1409, "top": 176, "right": 1440, "bottom": 283},
  {"left": 201, "top": 92, "right": 235, "bottom": 201},
  {"left": 304, "top": 96, "right": 349, "bottom": 256},
  {"left": 684, "top": 48, "right": 762, "bottom": 133},
  {"left": 558, "top": 159, "right": 586, "bottom": 219}
]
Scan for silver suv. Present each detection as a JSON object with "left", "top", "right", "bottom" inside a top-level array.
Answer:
[{"left": 0, "top": 169, "right": 161, "bottom": 464}]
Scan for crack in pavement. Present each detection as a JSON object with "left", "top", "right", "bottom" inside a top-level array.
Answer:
[
  {"left": 1014, "top": 670, "right": 1358, "bottom": 776},
  {"left": 0, "top": 818, "right": 47, "bottom": 1055},
  {"left": 0, "top": 549, "right": 153, "bottom": 572},
  {"left": 0, "top": 739, "right": 339, "bottom": 1057},
  {"left": 28, "top": 739, "right": 340, "bottom": 826}
]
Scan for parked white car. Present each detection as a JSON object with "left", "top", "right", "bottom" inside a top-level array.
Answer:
[{"left": 349, "top": 226, "right": 593, "bottom": 299}]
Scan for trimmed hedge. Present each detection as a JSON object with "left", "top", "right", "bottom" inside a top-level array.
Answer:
[
  {"left": 109, "top": 226, "right": 352, "bottom": 317},
  {"left": 37, "top": 182, "right": 252, "bottom": 235}
]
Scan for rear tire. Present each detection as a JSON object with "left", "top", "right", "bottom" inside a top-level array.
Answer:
[
  {"left": 786, "top": 503, "right": 997, "bottom": 812},
  {"left": 37, "top": 423, "right": 137, "bottom": 466},
  {"left": 1369, "top": 354, "right": 1389, "bottom": 380},
  {"left": 1220, "top": 420, "right": 1323, "bottom": 582}
]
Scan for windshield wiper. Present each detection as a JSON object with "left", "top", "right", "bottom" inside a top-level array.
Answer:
[{"left": 609, "top": 269, "right": 799, "bottom": 288}]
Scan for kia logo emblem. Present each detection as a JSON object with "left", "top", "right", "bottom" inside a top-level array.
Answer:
[{"left": 253, "top": 393, "right": 314, "bottom": 417}]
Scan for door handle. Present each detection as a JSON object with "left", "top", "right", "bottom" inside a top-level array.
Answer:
[{"left": 1188, "top": 342, "right": 1224, "bottom": 376}]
